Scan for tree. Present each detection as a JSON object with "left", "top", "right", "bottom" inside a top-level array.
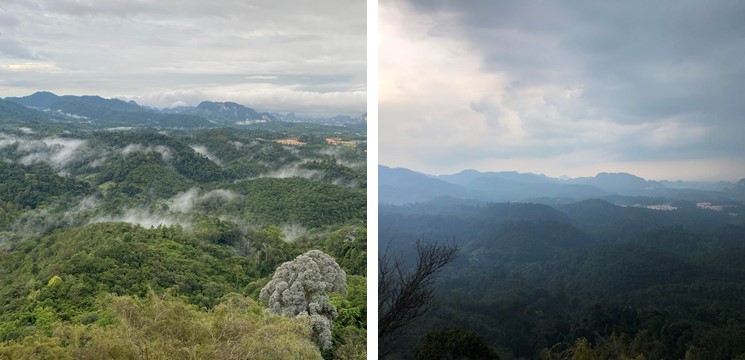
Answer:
[
  {"left": 378, "top": 240, "right": 459, "bottom": 353},
  {"left": 414, "top": 327, "right": 500, "bottom": 360},
  {"left": 260, "top": 250, "right": 347, "bottom": 350}
]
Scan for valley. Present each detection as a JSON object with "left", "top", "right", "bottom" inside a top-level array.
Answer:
[
  {"left": 0, "top": 93, "right": 367, "bottom": 359},
  {"left": 380, "top": 165, "right": 745, "bottom": 359}
]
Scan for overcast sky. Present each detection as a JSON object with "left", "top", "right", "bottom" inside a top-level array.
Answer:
[
  {"left": 380, "top": 0, "right": 745, "bottom": 181},
  {"left": 0, "top": 0, "right": 365, "bottom": 116}
]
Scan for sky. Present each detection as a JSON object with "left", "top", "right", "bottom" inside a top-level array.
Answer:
[
  {"left": 0, "top": 0, "right": 365, "bottom": 117},
  {"left": 379, "top": 0, "right": 745, "bottom": 181}
]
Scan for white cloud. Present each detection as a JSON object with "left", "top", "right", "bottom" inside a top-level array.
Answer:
[
  {"left": 379, "top": 1, "right": 517, "bottom": 169},
  {"left": 122, "top": 143, "right": 173, "bottom": 161},
  {"left": 168, "top": 188, "right": 240, "bottom": 213},
  {"left": 15, "top": 137, "right": 87, "bottom": 169},
  {"left": 90, "top": 209, "right": 181, "bottom": 228},
  {"left": 190, "top": 144, "right": 221, "bottom": 165},
  {"left": 261, "top": 166, "right": 319, "bottom": 179},
  {"left": 0, "top": 0, "right": 365, "bottom": 117}
]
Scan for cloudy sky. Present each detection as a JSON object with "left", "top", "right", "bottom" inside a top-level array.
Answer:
[
  {"left": 0, "top": 0, "right": 365, "bottom": 116},
  {"left": 380, "top": 0, "right": 745, "bottom": 181}
]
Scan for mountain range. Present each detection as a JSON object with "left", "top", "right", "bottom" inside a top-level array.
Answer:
[
  {"left": 379, "top": 165, "right": 745, "bottom": 205},
  {"left": 2, "top": 91, "right": 364, "bottom": 129}
]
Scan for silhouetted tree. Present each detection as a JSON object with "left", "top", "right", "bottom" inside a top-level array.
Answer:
[{"left": 379, "top": 240, "right": 459, "bottom": 354}]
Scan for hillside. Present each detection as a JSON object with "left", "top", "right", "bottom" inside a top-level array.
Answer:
[
  {"left": 380, "top": 193, "right": 745, "bottom": 359},
  {"left": 0, "top": 95, "right": 367, "bottom": 359}
]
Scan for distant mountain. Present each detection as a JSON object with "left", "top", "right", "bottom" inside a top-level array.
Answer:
[
  {"left": 727, "top": 179, "right": 745, "bottom": 199},
  {"left": 5, "top": 91, "right": 60, "bottom": 108},
  {"left": 378, "top": 165, "right": 478, "bottom": 205},
  {"left": 439, "top": 169, "right": 554, "bottom": 186},
  {"left": 569, "top": 172, "right": 667, "bottom": 196},
  {"left": 466, "top": 176, "right": 608, "bottom": 202},
  {"left": 659, "top": 179, "right": 733, "bottom": 192},
  {"left": 189, "top": 101, "right": 276, "bottom": 124},
  {"left": 5, "top": 92, "right": 211, "bottom": 128},
  {"left": 380, "top": 166, "right": 608, "bottom": 204},
  {"left": 5, "top": 92, "right": 366, "bottom": 131},
  {"left": 7, "top": 91, "right": 142, "bottom": 113},
  {"left": 0, "top": 98, "right": 52, "bottom": 124},
  {"left": 380, "top": 165, "right": 744, "bottom": 205}
]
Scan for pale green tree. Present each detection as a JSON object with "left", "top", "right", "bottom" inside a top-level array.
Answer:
[{"left": 260, "top": 250, "right": 347, "bottom": 350}]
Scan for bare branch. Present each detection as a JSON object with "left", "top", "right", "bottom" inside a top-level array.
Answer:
[{"left": 378, "top": 239, "right": 459, "bottom": 353}]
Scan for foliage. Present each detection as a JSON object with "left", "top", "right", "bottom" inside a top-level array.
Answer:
[
  {"left": 0, "top": 107, "right": 367, "bottom": 357},
  {"left": 300, "top": 159, "right": 366, "bottom": 188},
  {"left": 323, "top": 227, "right": 367, "bottom": 276},
  {"left": 0, "top": 162, "right": 90, "bottom": 211},
  {"left": 260, "top": 250, "right": 347, "bottom": 350},
  {"left": 381, "top": 199, "right": 745, "bottom": 359},
  {"left": 413, "top": 327, "right": 500, "bottom": 360},
  {"left": 0, "top": 292, "right": 322, "bottom": 359},
  {"left": 231, "top": 177, "right": 366, "bottom": 228},
  {"left": 0, "top": 222, "right": 255, "bottom": 339},
  {"left": 379, "top": 240, "right": 459, "bottom": 354}
]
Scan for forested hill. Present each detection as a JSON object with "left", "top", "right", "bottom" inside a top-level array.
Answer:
[
  {"left": 381, "top": 198, "right": 745, "bottom": 359},
  {"left": 0, "top": 104, "right": 367, "bottom": 358}
]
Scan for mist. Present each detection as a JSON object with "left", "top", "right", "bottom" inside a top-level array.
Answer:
[
  {"left": 168, "top": 188, "right": 240, "bottom": 213},
  {"left": 90, "top": 208, "right": 183, "bottom": 229},
  {"left": 280, "top": 223, "right": 310, "bottom": 242},
  {"left": 261, "top": 166, "right": 320, "bottom": 179},
  {"left": 121, "top": 143, "right": 173, "bottom": 161},
  {"left": 190, "top": 145, "right": 222, "bottom": 165}
]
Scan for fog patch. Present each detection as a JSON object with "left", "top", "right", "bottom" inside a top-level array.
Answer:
[
  {"left": 0, "top": 133, "right": 19, "bottom": 149},
  {"left": 90, "top": 209, "right": 184, "bottom": 229},
  {"left": 63, "top": 195, "right": 101, "bottom": 225},
  {"left": 89, "top": 157, "right": 108, "bottom": 168},
  {"left": 261, "top": 166, "right": 319, "bottom": 179},
  {"left": 17, "top": 137, "right": 87, "bottom": 169},
  {"left": 318, "top": 147, "right": 365, "bottom": 168},
  {"left": 121, "top": 143, "right": 173, "bottom": 161},
  {"left": 319, "top": 146, "right": 344, "bottom": 158},
  {"left": 18, "top": 127, "right": 34, "bottom": 134},
  {"left": 280, "top": 223, "right": 309, "bottom": 242},
  {"left": 9, "top": 208, "right": 54, "bottom": 236},
  {"left": 331, "top": 178, "right": 357, "bottom": 189},
  {"left": 191, "top": 145, "right": 222, "bottom": 165},
  {"left": 229, "top": 141, "right": 244, "bottom": 150},
  {"left": 168, "top": 187, "right": 240, "bottom": 213},
  {"left": 283, "top": 146, "right": 300, "bottom": 154},
  {"left": 337, "top": 158, "right": 365, "bottom": 169}
]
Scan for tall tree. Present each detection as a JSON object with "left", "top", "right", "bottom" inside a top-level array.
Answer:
[{"left": 260, "top": 250, "right": 347, "bottom": 350}]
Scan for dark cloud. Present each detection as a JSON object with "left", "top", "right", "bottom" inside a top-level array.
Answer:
[
  {"left": 411, "top": 0, "right": 745, "bottom": 123},
  {"left": 381, "top": 0, "right": 745, "bottom": 180}
]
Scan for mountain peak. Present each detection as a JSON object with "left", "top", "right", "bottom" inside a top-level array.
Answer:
[{"left": 6, "top": 91, "right": 61, "bottom": 108}]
